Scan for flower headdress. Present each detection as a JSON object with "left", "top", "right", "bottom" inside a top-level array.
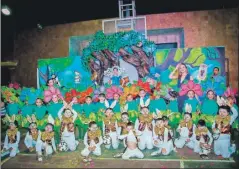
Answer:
[
  {"left": 44, "top": 87, "right": 63, "bottom": 103},
  {"left": 104, "top": 66, "right": 126, "bottom": 77},
  {"left": 179, "top": 80, "right": 203, "bottom": 96},
  {"left": 8, "top": 82, "right": 21, "bottom": 90},
  {"left": 1, "top": 86, "right": 19, "bottom": 103},
  {"left": 20, "top": 87, "right": 43, "bottom": 104},
  {"left": 106, "top": 86, "right": 123, "bottom": 99},
  {"left": 65, "top": 89, "right": 81, "bottom": 103},
  {"left": 137, "top": 79, "right": 151, "bottom": 93},
  {"left": 119, "top": 84, "right": 139, "bottom": 105},
  {"left": 223, "top": 86, "right": 238, "bottom": 103},
  {"left": 93, "top": 86, "right": 106, "bottom": 102},
  {"left": 78, "top": 87, "right": 94, "bottom": 104}
]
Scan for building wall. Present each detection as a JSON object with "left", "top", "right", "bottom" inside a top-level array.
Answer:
[{"left": 13, "top": 8, "right": 238, "bottom": 88}]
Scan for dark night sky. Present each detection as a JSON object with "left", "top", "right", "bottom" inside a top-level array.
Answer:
[{"left": 1, "top": 0, "right": 238, "bottom": 60}]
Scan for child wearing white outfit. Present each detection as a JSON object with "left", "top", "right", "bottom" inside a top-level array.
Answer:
[
  {"left": 194, "top": 119, "right": 213, "bottom": 159},
  {"left": 212, "top": 96, "right": 238, "bottom": 159},
  {"left": 135, "top": 106, "right": 154, "bottom": 150},
  {"left": 151, "top": 118, "right": 174, "bottom": 156},
  {"left": 24, "top": 120, "right": 40, "bottom": 152},
  {"left": 174, "top": 112, "right": 196, "bottom": 150},
  {"left": 102, "top": 108, "right": 119, "bottom": 149},
  {"left": 118, "top": 122, "right": 144, "bottom": 159},
  {"left": 81, "top": 121, "right": 103, "bottom": 162},
  {"left": 36, "top": 121, "right": 57, "bottom": 161},
  {"left": 58, "top": 102, "right": 79, "bottom": 151},
  {"left": 2, "top": 115, "right": 20, "bottom": 158}
]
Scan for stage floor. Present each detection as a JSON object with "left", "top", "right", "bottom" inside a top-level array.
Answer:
[{"left": 1, "top": 129, "right": 238, "bottom": 168}]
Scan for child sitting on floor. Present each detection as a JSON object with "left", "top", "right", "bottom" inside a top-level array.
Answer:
[
  {"left": 81, "top": 121, "right": 103, "bottom": 162},
  {"left": 118, "top": 122, "right": 144, "bottom": 160}
]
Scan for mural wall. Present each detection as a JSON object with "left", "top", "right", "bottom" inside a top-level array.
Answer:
[{"left": 13, "top": 9, "right": 238, "bottom": 88}]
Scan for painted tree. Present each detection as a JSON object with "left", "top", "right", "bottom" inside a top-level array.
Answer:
[{"left": 82, "top": 31, "right": 156, "bottom": 85}]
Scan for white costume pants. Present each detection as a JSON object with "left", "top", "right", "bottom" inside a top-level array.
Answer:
[
  {"left": 174, "top": 137, "right": 194, "bottom": 149},
  {"left": 194, "top": 138, "right": 210, "bottom": 155},
  {"left": 24, "top": 137, "right": 37, "bottom": 149},
  {"left": 81, "top": 145, "right": 101, "bottom": 157},
  {"left": 152, "top": 140, "right": 174, "bottom": 155},
  {"left": 4, "top": 143, "right": 19, "bottom": 157},
  {"left": 122, "top": 148, "right": 144, "bottom": 159},
  {"left": 214, "top": 134, "right": 236, "bottom": 158},
  {"left": 36, "top": 140, "right": 53, "bottom": 156},
  {"left": 138, "top": 129, "right": 153, "bottom": 150},
  {"left": 105, "top": 131, "right": 119, "bottom": 149},
  {"left": 62, "top": 132, "right": 79, "bottom": 151}
]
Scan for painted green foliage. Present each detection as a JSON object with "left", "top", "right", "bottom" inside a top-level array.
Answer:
[
  {"left": 155, "top": 49, "right": 170, "bottom": 65},
  {"left": 184, "top": 48, "right": 206, "bottom": 66},
  {"left": 38, "top": 57, "right": 73, "bottom": 72}
]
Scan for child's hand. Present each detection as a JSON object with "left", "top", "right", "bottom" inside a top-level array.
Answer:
[
  {"left": 186, "top": 138, "right": 190, "bottom": 142},
  {"left": 154, "top": 140, "right": 158, "bottom": 145},
  {"left": 162, "top": 148, "right": 167, "bottom": 154},
  {"left": 204, "top": 144, "right": 211, "bottom": 149},
  {"left": 92, "top": 146, "right": 96, "bottom": 151}
]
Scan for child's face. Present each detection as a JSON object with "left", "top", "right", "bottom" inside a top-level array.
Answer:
[
  {"left": 228, "top": 97, "right": 234, "bottom": 105},
  {"left": 155, "top": 95, "right": 160, "bottom": 99},
  {"left": 164, "top": 120, "right": 168, "bottom": 126},
  {"left": 156, "top": 120, "right": 164, "bottom": 127},
  {"left": 90, "top": 124, "right": 98, "bottom": 132},
  {"left": 207, "top": 91, "right": 214, "bottom": 100},
  {"left": 121, "top": 114, "right": 129, "bottom": 122},
  {"left": 187, "top": 90, "right": 195, "bottom": 99},
  {"left": 127, "top": 95, "right": 133, "bottom": 101},
  {"left": 213, "top": 68, "right": 219, "bottom": 75},
  {"left": 113, "top": 93, "right": 120, "bottom": 100},
  {"left": 219, "top": 108, "right": 229, "bottom": 118},
  {"left": 64, "top": 109, "right": 72, "bottom": 118},
  {"left": 36, "top": 99, "right": 43, "bottom": 106},
  {"left": 72, "top": 97, "right": 78, "bottom": 104},
  {"left": 30, "top": 123, "right": 37, "bottom": 130},
  {"left": 99, "top": 96, "right": 105, "bottom": 102},
  {"left": 105, "top": 109, "right": 113, "bottom": 117},
  {"left": 141, "top": 107, "right": 149, "bottom": 115},
  {"left": 52, "top": 95, "right": 58, "bottom": 103},
  {"left": 113, "top": 68, "right": 118, "bottom": 75},
  {"left": 139, "top": 90, "right": 146, "bottom": 98},
  {"left": 85, "top": 97, "right": 92, "bottom": 104},
  {"left": 9, "top": 123, "right": 16, "bottom": 130},
  {"left": 8, "top": 99, "right": 14, "bottom": 104},
  {"left": 197, "top": 125, "right": 205, "bottom": 130},
  {"left": 45, "top": 124, "right": 53, "bottom": 132},
  {"left": 184, "top": 114, "right": 191, "bottom": 122},
  {"left": 48, "top": 79, "right": 54, "bottom": 86}
]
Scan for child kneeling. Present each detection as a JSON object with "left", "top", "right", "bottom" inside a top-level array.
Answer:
[
  {"left": 81, "top": 121, "right": 103, "bottom": 162},
  {"left": 118, "top": 122, "right": 144, "bottom": 160}
]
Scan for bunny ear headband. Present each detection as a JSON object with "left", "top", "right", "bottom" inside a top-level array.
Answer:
[
  {"left": 140, "top": 98, "right": 150, "bottom": 108},
  {"left": 27, "top": 114, "right": 37, "bottom": 124},
  {"left": 5, "top": 114, "right": 16, "bottom": 126},
  {"left": 120, "top": 104, "right": 128, "bottom": 113},
  {"left": 104, "top": 100, "right": 117, "bottom": 109},
  {"left": 185, "top": 103, "right": 192, "bottom": 114},
  {"left": 47, "top": 114, "right": 55, "bottom": 125},
  {"left": 216, "top": 96, "right": 228, "bottom": 106}
]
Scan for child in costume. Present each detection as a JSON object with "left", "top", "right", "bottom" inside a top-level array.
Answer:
[
  {"left": 124, "top": 94, "right": 138, "bottom": 123},
  {"left": 150, "top": 90, "right": 167, "bottom": 116},
  {"left": 179, "top": 80, "right": 203, "bottom": 123},
  {"left": 118, "top": 122, "right": 144, "bottom": 160},
  {"left": 5, "top": 98, "right": 20, "bottom": 124},
  {"left": 163, "top": 116, "right": 177, "bottom": 152},
  {"left": 21, "top": 100, "right": 34, "bottom": 128},
  {"left": 58, "top": 101, "right": 79, "bottom": 151},
  {"left": 24, "top": 116, "right": 40, "bottom": 152},
  {"left": 200, "top": 90, "right": 218, "bottom": 127},
  {"left": 212, "top": 96, "right": 238, "bottom": 159},
  {"left": 33, "top": 98, "right": 48, "bottom": 130},
  {"left": 135, "top": 106, "right": 154, "bottom": 150},
  {"left": 167, "top": 91, "right": 181, "bottom": 128},
  {"left": 36, "top": 116, "right": 57, "bottom": 162},
  {"left": 194, "top": 119, "right": 213, "bottom": 159},
  {"left": 80, "top": 96, "right": 96, "bottom": 139},
  {"left": 136, "top": 89, "right": 151, "bottom": 112},
  {"left": 102, "top": 108, "right": 119, "bottom": 149},
  {"left": 151, "top": 118, "right": 174, "bottom": 156},
  {"left": 174, "top": 104, "right": 196, "bottom": 150},
  {"left": 81, "top": 121, "right": 103, "bottom": 162},
  {"left": 2, "top": 115, "right": 20, "bottom": 157},
  {"left": 95, "top": 93, "right": 108, "bottom": 128}
]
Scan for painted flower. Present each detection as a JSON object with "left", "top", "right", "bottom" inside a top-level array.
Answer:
[
  {"left": 65, "top": 89, "right": 81, "bottom": 103},
  {"left": 179, "top": 80, "right": 203, "bottom": 96},
  {"left": 78, "top": 87, "right": 94, "bottom": 104},
  {"left": 106, "top": 86, "right": 123, "bottom": 99}
]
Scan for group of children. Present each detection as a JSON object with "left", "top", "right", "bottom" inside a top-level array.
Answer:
[{"left": 1, "top": 76, "right": 238, "bottom": 162}]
